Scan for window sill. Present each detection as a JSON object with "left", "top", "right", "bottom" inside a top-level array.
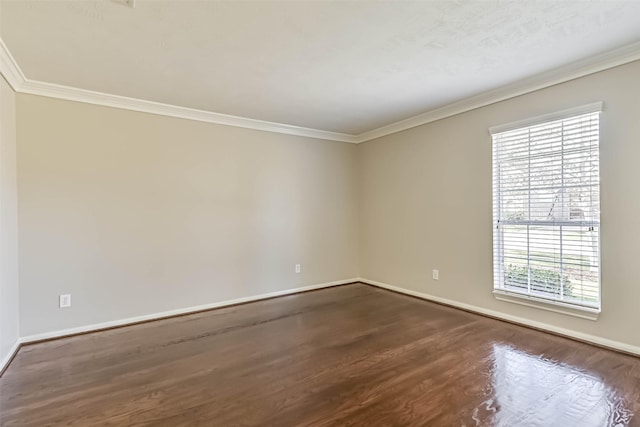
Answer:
[{"left": 493, "top": 290, "right": 600, "bottom": 321}]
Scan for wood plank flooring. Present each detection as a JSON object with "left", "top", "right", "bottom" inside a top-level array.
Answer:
[{"left": 1, "top": 283, "right": 639, "bottom": 426}]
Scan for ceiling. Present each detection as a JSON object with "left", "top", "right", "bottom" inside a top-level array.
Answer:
[{"left": 2, "top": 0, "right": 640, "bottom": 136}]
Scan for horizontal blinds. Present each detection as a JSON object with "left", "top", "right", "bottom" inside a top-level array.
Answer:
[{"left": 492, "top": 110, "right": 601, "bottom": 309}]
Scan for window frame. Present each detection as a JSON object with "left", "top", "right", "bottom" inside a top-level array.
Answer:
[{"left": 490, "top": 102, "right": 603, "bottom": 320}]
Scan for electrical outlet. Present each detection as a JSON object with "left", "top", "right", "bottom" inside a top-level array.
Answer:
[
  {"left": 432, "top": 269, "right": 439, "bottom": 280},
  {"left": 295, "top": 264, "right": 301, "bottom": 274},
  {"left": 59, "top": 294, "right": 71, "bottom": 308}
]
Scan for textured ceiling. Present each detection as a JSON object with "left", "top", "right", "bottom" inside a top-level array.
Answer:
[{"left": 2, "top": 0, "right": 640, "bottom": 135}]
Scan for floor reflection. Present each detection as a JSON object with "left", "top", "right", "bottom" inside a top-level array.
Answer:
[{"left": 471, "top": 344, "right": 634, "bottom": 427}]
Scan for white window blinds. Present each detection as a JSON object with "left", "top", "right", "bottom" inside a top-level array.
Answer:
[{"left": 491, "top": 104, "right": 601, "bottom": 310}]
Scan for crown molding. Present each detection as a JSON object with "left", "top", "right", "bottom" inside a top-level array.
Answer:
[
  {"left": 0, "top": 38, "right": 26, "bottom": 90},
  {"left": 2, "top": 34, "right": 640, "bottom": 144},
  {"left": 17, "top": 79, "right": 359, "bottom": 143},
  {"left": 0, "top": 38, "right": 357, "bottom": 144},
  {"left": 354, "top": 40, "right": 640, "bottom": 143}
]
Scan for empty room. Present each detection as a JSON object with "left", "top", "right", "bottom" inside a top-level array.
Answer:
[{"left": 1, "top": 0, "right": 640, "bottom": 425}]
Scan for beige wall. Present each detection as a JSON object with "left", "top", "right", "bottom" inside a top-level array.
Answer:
[
  {"left": 16, "top": 95, "right": 359, "bottom": 336},
  {"left": 0, "top": 74, "right": 19, "bottom": 361},
  {"left": 10, "top": 59, "right": 640, "bottom": 350},
  {"left": 359, "top": 60, "right": 640, "bottom": 349}
]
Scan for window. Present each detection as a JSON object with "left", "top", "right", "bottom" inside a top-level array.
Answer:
[{"left": 491, "top": 103, "right": 601, "bottom": 315}]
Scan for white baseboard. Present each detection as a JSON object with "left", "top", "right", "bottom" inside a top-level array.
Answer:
[
  {"left": 20, "top": 278, "right": 359, "bottom": 345},
  {"left": 358, "top": 277, "right": 640, "bottom": 357},
  {"left": 8, "top": 276, "right": 637, "bottom": 375},
  {"left": 0, "top": 339, "right": 21, "bottom": 375}
]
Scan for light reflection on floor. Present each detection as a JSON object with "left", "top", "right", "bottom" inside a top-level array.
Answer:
[{"left": 471, "top": 344, "right": 634, "bottom": 426}]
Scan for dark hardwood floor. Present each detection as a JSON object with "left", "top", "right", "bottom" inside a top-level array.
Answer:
[{"left": 1, "top": 283, "right": 639, "bottom": 426}]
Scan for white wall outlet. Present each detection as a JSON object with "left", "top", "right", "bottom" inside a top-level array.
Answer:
[
  {"left": 295, "top": 264, "right": 301, "bottom": 274},
  {"left": 59, "top": 294, "right": 71, "bottom": 308},
  {"left": 432, "top": 269, "right": 439, "bottom": 280}
]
